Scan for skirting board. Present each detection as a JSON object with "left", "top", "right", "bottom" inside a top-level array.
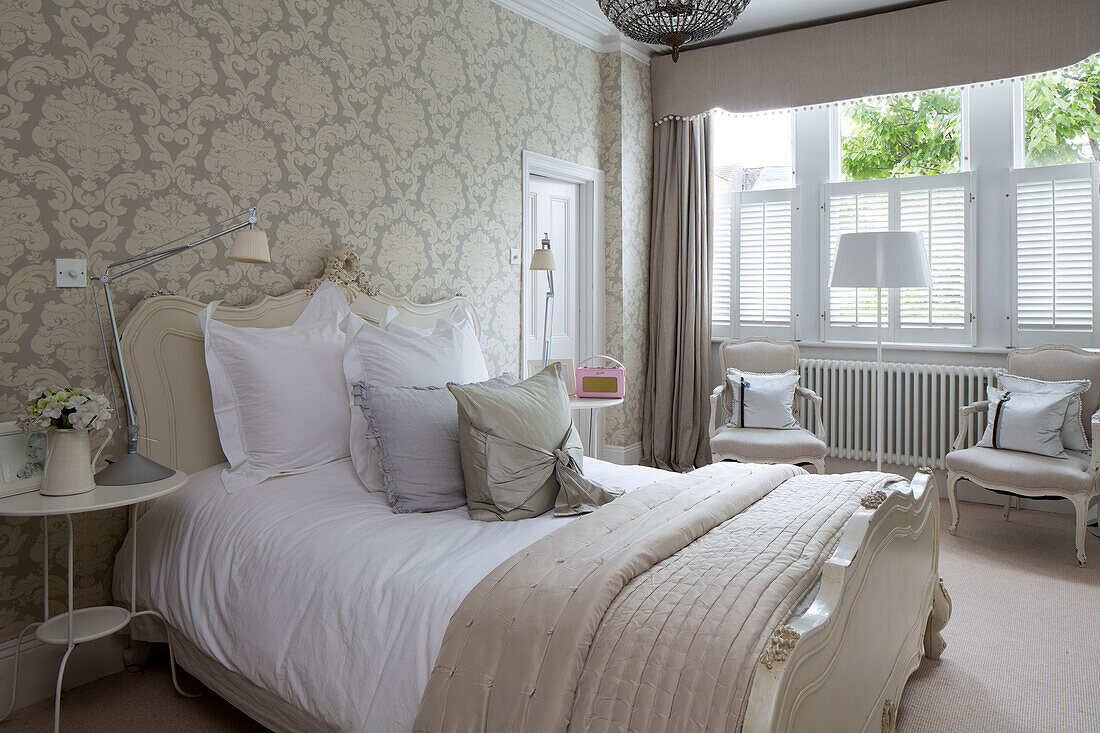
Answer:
[
  {"left": 600, "top": 442, "right": 642, "bottom": 465},
  {"left": 0, "top": 633, "right": 126, "bottom": 713}
]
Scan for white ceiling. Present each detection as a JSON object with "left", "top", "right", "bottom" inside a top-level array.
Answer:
[{"left": 494, "top": 1, "right": 928, "bottom": 61}]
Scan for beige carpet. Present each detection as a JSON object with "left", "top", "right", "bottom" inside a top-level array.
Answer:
[{"left": 3, "top": 500, "right": 1097, "bottom": 732}]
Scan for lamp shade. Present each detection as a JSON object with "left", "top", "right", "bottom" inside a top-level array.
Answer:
[
  {"left": 829, "top": 231, "right": 932, "bottom": 288},
  {"left": 529, "top": 247, "right": 555, "bottom": 271},
  {"left": 228, "top": 229, "right": 271, "bottom": 264}
]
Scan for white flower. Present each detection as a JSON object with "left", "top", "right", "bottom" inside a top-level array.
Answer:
[{"left": 18, "top": 386, "right": 113, "bottom": 432}]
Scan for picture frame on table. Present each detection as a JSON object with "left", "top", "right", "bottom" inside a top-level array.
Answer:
[
  {"left": 0, "top": 421, "right": 46, "bottom": 498},
  {"left": 527, "top": 358, "right": 576, "bottom": 395}
]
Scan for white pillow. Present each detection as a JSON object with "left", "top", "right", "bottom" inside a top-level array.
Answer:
[
  {"left": 978, "top": 386, "right": 1072, "bottom": 458},
  {"left": 997, "top": 374, "right": 1090, "bottom": 452},
  {"left": 200, "top": 283, "right": 352, "bottom": 493},
  {"left": 379, "top": 302, "right": 476, "bottom": 339},
  {"left": 342, "top": 305, "right": 489, "bottom": 491},
  {"left": 725, "top": 369, "right": 799, "bottom": 429}
]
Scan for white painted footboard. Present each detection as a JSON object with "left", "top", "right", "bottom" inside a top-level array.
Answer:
[{"left": 744, "top": 470, "right": 949, "bottom": 733}]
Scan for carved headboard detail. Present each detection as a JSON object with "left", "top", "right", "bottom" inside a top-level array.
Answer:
[{"left": 120, "top": 249, "right": 479, "bottom": 474}]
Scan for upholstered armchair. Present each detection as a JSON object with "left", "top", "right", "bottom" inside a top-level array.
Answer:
[
  {"left": 709, "top": 338, "right": 827, "bottom": 473},
  {"left": 946, "top": 345, "right": 1100, "bottom": 566}
]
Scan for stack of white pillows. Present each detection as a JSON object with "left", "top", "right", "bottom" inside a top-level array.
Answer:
[{"left": 198, "top": 283, "right": 492, "bottom": 496}]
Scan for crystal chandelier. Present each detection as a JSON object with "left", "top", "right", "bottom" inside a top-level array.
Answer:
[{"left": 598, "top": 1, "right": 751, "bottom": 62}]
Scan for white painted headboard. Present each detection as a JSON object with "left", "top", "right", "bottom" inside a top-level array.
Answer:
[{"left": 119, "top": 250, "right": 479, "bottom": 474}]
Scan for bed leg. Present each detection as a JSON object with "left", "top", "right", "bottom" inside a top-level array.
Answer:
[
  {"left": 923, "top": 578, "right": 951, "bottom": 660},
  {"left": 122, "top": 638, "right": 152, "bottom": 671}
]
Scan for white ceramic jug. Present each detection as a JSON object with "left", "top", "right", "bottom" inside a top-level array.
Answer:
[{"left": 41, "top": 428, "right": 112, "bottom": 497}]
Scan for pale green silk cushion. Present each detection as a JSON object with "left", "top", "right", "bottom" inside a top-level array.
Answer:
[{"left": 448, "top": 363, "right": 621, "bottom": 521}]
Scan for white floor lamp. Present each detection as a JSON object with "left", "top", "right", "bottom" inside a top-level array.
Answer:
[
  {"left": 529, "top": 233, "right": 556, "bottom": 369},
  {"left": 829, "top": 232, "right": 932, "bottom": 471}
]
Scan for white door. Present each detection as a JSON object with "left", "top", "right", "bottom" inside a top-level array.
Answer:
[{"left": 524, "top": 176, "right": 589, "bottom": 447}]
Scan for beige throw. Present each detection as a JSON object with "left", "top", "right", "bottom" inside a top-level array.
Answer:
[{"left": 414, "top": 465, "right": 901, "bottom": 733}]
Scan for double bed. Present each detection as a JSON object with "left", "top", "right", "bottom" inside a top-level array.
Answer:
[{"left": 111, "top": 266, "right": 949, "bottom": 733}]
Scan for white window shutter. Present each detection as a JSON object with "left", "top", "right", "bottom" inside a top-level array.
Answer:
[
  {"left": 711, "top": 191, "right": 734, "bottom": 332},
  {"left": 738, "top": 194, "right": 793, "bottom": 327},
  {"left": 824, "top": 173, "right": 973, "bottom": 345},
  {"left": 899, "top": 180, "right": 969, "bottom": 330},
  {"left": 1013, "top": 163, "right": 1098, "bottom": 343},
  {"left": 825, "top": 185, "right": 889, "bottom": 327}
]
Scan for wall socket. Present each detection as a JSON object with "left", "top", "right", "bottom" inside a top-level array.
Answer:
[
  {"left": 56, "top": 258, "right": 87, "bottom": 287},
  {"left": 509, "top": 248, "right": 522, "bottom": 265}
]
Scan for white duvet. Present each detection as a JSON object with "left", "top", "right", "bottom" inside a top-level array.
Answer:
[{"left": 113, "top": 457, "right": 687, "bottom": 732}]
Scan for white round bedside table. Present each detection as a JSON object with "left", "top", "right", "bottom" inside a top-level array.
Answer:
[
  {"left": 0, "top": 470, "right": 192, "bottom": 732},
  {"left": 569, "top": 395, "right": 624, "bottom": 460}
]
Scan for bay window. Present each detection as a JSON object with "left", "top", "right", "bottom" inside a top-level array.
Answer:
[{"left": 708, "top": 53, "right": 1100, "bottom": 351}]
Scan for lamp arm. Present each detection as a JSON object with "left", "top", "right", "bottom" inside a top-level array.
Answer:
[
  {"left": 95, "top": 206, "right": 259, "bottom": 454},
  {"left": 541, "top": 270, "right": 555, "bottom": 368},
  {"left": 101, "top": 217, "right": 255, "bottom": 284},
  {"left": 103, "top": 208, "right": 257, "bottom": 273},
  {"left": 99, "top": 280, "right": 141, "bottom": 450}
]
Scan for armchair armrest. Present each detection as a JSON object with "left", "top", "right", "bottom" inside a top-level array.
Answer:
[
  {"left": 1091, "top": 413, "right": 1100, "bottom": 474},
  {"left": 795, "top": 386, "right": 826, "bottom": 441},
  {"left": 709, "top": 385, "right": 725, "bottom": 439},
  {"left": 951, "top": 400, "right": 990, "bottom": 452}
]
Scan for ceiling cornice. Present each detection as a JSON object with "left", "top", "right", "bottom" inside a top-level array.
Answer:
[{"left": 492, "top": 0, "right": 654, "bottom": 65}]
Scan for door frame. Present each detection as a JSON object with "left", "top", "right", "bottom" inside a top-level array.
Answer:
[{"left": 520, "top": 150, "right": 606, "bottom": 444}]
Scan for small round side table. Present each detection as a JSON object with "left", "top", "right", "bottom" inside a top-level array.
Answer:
[
  {"left": 0, "top": 470, "right": 193, "bottom": 732},
  {"left": 569, "top": 396, "right": 624, "bottom": 460}
]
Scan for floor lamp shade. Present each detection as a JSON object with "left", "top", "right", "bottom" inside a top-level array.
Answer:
[{"left": 829, "top": 231, "right": 932, "bottom": 288}]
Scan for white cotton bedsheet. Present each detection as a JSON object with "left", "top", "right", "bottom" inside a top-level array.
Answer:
[{"left": 113, "top": 457, "right": 691, "bottom": 733}]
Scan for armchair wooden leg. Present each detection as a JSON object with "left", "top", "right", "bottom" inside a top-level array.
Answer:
[
  {"left": 1071, "top": 494, "right": 1090, "bottom": 567},
  {"left": 947, "top": 472, "right": 961, "bottom": 536},
  {"left": 811, "top": 458, "right": 825, "bottom": 474},
  {"left": 1003, "top": 496, "right": 1011, "bottom": 522}
]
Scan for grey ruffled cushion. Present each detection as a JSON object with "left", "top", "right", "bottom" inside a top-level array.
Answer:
[
  {"left": 448, "top": 362, "right": 622, "bottom": 521},
  {"left": 352, "top": 374, "right": 517, "bottom": 514}
]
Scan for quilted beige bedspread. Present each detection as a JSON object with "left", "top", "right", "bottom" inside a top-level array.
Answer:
[{"left": 414, "top": 464, "right": 901, "bottom": 733}]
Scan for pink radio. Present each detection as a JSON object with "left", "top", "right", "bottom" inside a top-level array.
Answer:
[{"left": 575, "top": 356, "right": 626, "bottom": 399}]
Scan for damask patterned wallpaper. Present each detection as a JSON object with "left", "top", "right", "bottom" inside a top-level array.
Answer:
[
  {"left": 0, "top": 0, "right": 652, "bottom": 641},
  {"left": 600, "top": 53, "right": 652, "bottom": 449}
]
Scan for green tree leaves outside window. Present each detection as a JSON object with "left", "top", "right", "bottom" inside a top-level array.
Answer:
[
  {"left": 1024, "top": 57, "right": 1100, "bottom": 166},
  {"left": 839, "top": 56, "right": 1100, "bottom": 179},
  {"left": 841, "top": 94, "right": 962, "bottom": 181}
]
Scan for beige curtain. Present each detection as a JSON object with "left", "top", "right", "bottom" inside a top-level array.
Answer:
[{"left": 642, "top": 117, "right": 712, "bottom": 472}]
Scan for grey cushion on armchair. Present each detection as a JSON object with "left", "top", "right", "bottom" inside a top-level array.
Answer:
[
  {"left": 710, "top": 427, "right": 826, "bottom": 462},
  {"left": 946, "top": 447, "right": 1096, "bottom": 494}
]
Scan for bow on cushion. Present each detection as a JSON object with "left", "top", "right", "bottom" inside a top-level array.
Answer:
[{"left": 484, "top": 423, "right": 623, "bottom": 517}]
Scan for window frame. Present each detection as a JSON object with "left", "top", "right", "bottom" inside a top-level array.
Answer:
[
  {"left": 1009, "top": 161, "right": 1100, "bottom": 347},
  {"left": 821, "top": 171, "right": 977, "bottom": 346}
]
